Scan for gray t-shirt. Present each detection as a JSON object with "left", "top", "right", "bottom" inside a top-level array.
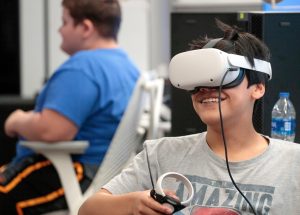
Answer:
[{"left": 103, "top": 132, "right": 300, "bottom": 215}]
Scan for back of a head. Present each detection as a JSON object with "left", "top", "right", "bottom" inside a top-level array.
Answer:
[
  {"left": 189, "top": 19, "right": 271, "bottom": 87},
  {"left": 62, "top": 0, "right": 121, "bottom": 40}
]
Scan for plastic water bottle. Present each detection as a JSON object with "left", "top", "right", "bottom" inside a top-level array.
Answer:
[{"left": 271, "top": 92, "right": 296, "bottom": 141}]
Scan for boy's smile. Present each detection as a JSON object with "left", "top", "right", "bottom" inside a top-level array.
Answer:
[{"left": 192, "top": 90, "right": 227, "bottom": 107}]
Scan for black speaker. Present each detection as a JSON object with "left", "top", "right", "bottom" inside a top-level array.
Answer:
[
  {"left": 247, "top": 12, "right": 300, "bottom": 142},
  {"left": 0, "top": 0, "right": 20, "bottom": 95},
  {"left": 171, "top": 12, "right": 300, "bottom": 142}
]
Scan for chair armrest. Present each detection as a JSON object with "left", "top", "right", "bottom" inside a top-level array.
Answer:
[
  {"left": 19, "top": 141, "right": 89, "bottom": 154},
  {"left": 19, "top": 141, "right": 89, "bottom": 215}
]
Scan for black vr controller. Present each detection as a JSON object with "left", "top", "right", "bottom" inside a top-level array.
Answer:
[
  {"left": 150, "top": 189, "right": 185, "bottom": 213},
  {"left": 150, "top": 172, "right": 194, "bottom": 214}
]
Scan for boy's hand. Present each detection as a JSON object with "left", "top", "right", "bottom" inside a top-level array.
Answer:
[
  {"left": 164, "top": 190, "right": 180, "bottom": 202},
  {"left": 4, "top": 109, "right": 27, "bottom": 137},
  {"left": 130, "top": 190, "right": 173, "bottom": 215}
]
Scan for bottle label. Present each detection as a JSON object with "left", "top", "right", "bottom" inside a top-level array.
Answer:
[{"left": 271, "top": 118, "right": 296, "bottom": 136}]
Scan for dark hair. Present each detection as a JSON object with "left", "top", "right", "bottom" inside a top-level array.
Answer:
[
  {"left": 189, "top": 20, "right": 271, "bottom": 112},
  {"left": 189, "top": 19, "right": 271, "bottom": 88},
  {"left": 62, "top": 0, "right": 121, "bottom": 40}
]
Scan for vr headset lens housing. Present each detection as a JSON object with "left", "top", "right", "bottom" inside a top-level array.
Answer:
[
  {"left": 169, "top": 48, "right": 272, "bottom": 92},
  {"left": 190, "top": 69, "right": 246, "bottom": 94}
]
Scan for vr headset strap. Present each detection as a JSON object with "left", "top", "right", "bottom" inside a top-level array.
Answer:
[{"left": 202, "top": 38, "right": 223, "bottom": 49}]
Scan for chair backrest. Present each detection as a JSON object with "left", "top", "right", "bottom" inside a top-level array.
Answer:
[{"left": 85, "top": 72, "right": 165, "bottom": 193}]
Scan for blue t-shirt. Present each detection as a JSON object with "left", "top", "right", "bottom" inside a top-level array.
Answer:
[{"left": 14, "top": 48, "right": 140, "bottom": 165}]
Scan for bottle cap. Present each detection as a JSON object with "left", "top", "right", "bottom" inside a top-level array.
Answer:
[{"left": 279, "top": 92, "right": 289, "bottom": 98}]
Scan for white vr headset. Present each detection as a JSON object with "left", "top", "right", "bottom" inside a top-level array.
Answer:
[{"left": 169, "top": 48, "right": 272, "bottom": 92}]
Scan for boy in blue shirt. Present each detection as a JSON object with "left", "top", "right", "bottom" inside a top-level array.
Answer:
[{"left": 0, "top": 0, "right": 139, "bottom": 214}]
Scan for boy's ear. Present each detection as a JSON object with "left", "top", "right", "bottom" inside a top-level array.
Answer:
[
  {"left": 252, "top": 83, "right": 265, "bottom": 100},
  {"left": 81, "top": 19, "right": 95, "bottom": 38}
]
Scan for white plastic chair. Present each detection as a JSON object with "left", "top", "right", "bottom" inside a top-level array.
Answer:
[{"left": 20, "top": 73, "right": 165, "bottom": 215}]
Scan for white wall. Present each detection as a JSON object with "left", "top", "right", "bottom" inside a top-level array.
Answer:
[
  {"left": 20, "top": 0, "right": 45, "bottom": 98},
  {"left": 119, "top": 0, "right": 171, "bottom": 77},
  {"left": 48, "top": 0, "right": 68, "bottom": 77},
  {"left": 119, "top": 0, "right": 150, "bottom": 71},
  {"left": 149, "top": 0, "right": 171, "bottom": 78}
]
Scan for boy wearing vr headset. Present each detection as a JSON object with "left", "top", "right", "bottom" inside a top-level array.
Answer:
[{"left": 79, "top": 20, "right": 300, "bottom": 215}]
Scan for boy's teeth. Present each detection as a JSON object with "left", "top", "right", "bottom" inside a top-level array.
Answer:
[{"left": 202, "top": 98, "right": 219, "bottom": 103}]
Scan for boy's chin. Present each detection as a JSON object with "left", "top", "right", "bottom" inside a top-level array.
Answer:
[
  {"left": 199, "top": 116, "right": 221, "bottom": 126},
  {"left": 60, "top": 45, "right": 74, "bottom": 55}
]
